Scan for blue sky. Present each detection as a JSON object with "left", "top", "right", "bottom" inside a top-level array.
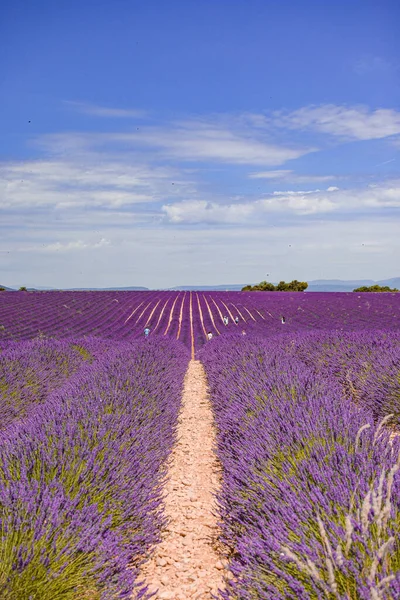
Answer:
[{"left": 1, "top": 0, "right": 399, "bottom": 288}]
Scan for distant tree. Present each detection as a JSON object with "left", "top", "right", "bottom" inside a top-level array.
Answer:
[
  {"left": 256, "top": 281, "right": 276, "bottom": 291},
  {"left": 275, "top": 280, "right": 308, "bottom": 291},
  {"left": 19, "top": 286, "right": 27, "bottom": 292},
  {"left": 285, "top": 279, "right": 308, "bottom": 292},
  {"left": 242, "top": 279, "right": 308, "bottom": 292},
  {"left": 0, "top": 287, "right": 6, "bottom": 292},
  {"left": 353, "top": 285, "right": 399, "bottom": 292}
]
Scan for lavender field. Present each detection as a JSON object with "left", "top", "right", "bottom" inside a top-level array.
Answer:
[
  {"left": 200, "top": 332, "right": 400, "bottom": 599},
  {"left": 1, "top": 290, "right": 400, "bottom": 349},
  {"left": 0, "top": 290, "right": 400, "bottom": 598},
  {"left": 0, "top": 335, "right": 189, "bottom": 598}
]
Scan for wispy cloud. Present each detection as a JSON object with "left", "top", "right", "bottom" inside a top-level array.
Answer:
[
  {"left": 65, "top": 101, "right": 147, "bottom": 119},
  {"left": 39, "top": 113, "right": 314, "bottom": 167},
  {"left": 249, "top": 170, "right": 336, "bottom": 183},
  {"left": 114, "top": 120, "right": 313, "bottom": 166},
  {"left": 0, "top": 158, "right": 190, "bottom": 209},
  {"left": 39, "top": 103, "right": 400, "bottom": 172},
  {"left": 374, "top": 158, "right": 395, "bottom": 167},
  {"left": 20, "top": 238, "right": 111, "bottom": 253},
  {"left": 273, "top": 104, "right": 400, "bottom": 141},
  {"left": 162, "top": 200, "right": 254, "bottom": 224}
]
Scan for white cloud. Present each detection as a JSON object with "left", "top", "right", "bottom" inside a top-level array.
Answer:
[
  {"left": 262, "top": 190, "right": 336, "bottom": 215},
  {"left": 273, "top": 104, "right": 400, "bottom": 140},
  {"left": 249, "top": 170, "right": 336, "bottom": 183},
  {"left": 162, "top": 180, "right": 400, "bottom": 222},
  {"left": 162, "top": 200, "right": 254, "bottom": 224},
  {"left": 271, "top": 189, "right": 320, "bottom": 196},
  {"left": 2, "top": 102, "right": 400, "bottom": 289},
  {"left": 21, "top": 238, "right": 112, "bottom": 253},
  {"left": 0, "top": 158, "right": 189, "bottom": 209},
  {"left": 65, "top": 101, "right": 146, "bottom": 118},
  {"left": 35, "top": 103, "right": 400, "bottom": 177},
  {"left": 118, "top": 121, "right": 312, "bottom": 166},
  {"left": 249, "top": 170, "right": 291, "bottom": 179},
  {"left": 264, "top": 182, "right": 400, "bottom": 214},
  {"left": 37, "top": 116, "right": 313, "bottom": 167}
]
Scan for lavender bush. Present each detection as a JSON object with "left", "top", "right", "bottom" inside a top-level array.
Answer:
[
  {"left": 0, "top": 338, "right": 189, "bottom": 599},
  {"left": 0, "top": 337, "right": 116, "bottom": 430},
  {"left": 200, "top": 333, "right": 400, "bottom": 599}
]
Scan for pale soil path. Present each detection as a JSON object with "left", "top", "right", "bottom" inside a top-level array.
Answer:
[
  {"left": 153, "top": 299, "right": 170, "bottom": 333},
  {"left": 146, "top": 300, "right": 162, "bottom": 327},
  {"left": 195, "top": 293, "right": 207, "bottom": 338},
  {"left": 176, "top": 292, "right": 187, "bottom": 341},
  {"left": 202, "top": 296, "right": 221, "bottom": 334},
  {"left": 209, "top": 297, "right": 225, "bottom": 324},
  {"left": 254, "top": 309, "right": 266, "bottom": 320},
  {"left": 189, "top": 292, "right": 195, "bottom": 359},
  {"left": 242, "top": 306, "right": 256, "bottom": 321},
  {"left": 229, "top": 303, "right": 247, "bottom": 323},
  {"left": 138, "top": 360, "right": 227, "bottom": 600},
  {"left": 164, "top": 294, "right": 180, "bottom": 336},
  {"left": 124, "top": 301, "right": 144, "bottom": 324},
  {"left": 219, "top": 301, "right": 236, "bottom": 324},
  {"left": 135, "top": 302, "right": 152, "bottom": 325}
]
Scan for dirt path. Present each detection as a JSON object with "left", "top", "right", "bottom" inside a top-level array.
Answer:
[
  {"left": 202, "top": 296, "right": 221, "bottom": 334},
  {"left": 189, "top": 292, "right": 195, "bottom": 360},
  {"left": 176, "top": 292, "right": 186, "bottom": 342},
  {"left": 195, "top": 293, "right": 208, "bottom": 338},
  {"left": 164, "top": 294, "right": 180, "bottom": 336},
  {"left": 138, "top": 360, "right": 227, "bottom": 600}
]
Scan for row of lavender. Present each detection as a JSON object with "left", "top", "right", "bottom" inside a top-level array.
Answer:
[
  {"left": 0, "top": 337, "right": 189, "bottom": 599},
  {"left": 200, "top": 331, "right": 400, "bottom": 599},
  {"left": 0, "top": 337, "right": 116, "bottom": 430},
  {"left": 1, "top": 291, "right": 400, "bottom": 349}
]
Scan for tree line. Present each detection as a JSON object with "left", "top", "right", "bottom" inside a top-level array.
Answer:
[
  {"left": 353, "top": 285, "right": 399, "bottom": 292},
  {"left": 242, "top": 280, "right": 308, "bottom": 292}
]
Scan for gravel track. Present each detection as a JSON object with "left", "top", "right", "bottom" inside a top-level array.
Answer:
[{"left": 138, "top": 360, "right": 227, "bottom": 599}]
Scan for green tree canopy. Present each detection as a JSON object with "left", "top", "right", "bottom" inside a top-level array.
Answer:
[
  {"left": 353, "top": 285, "right": 399, "bottom": 292},
  {"left": 242, "top": 280, "right": 308, "bottom": 292}
]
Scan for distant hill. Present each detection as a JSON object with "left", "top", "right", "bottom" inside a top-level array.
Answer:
[
  {"left": 307, "top": 278, "right": 400, "bottom": 292},
  {"left": 308, "top": 279, "right": 375, "bottom": 287},
  {"left": 23, "top": 286, "right": 150, "bottom": 291},
  {"left": 0, "top": 284, "right": 14, "bottom": 291},
  {"left": 169, "top": 284, "right": 246, "bottom": 291},
  {"left": 377, "top": 277, "right": 400, "bottom": 289},
  {"left": 64, "top": 286, "right": 149, "bottom": 291},
  {"left": 307, "top": 280, "right": 374, "bottom": 292},
  {"left": 4, "top": 278, "right": 399, "bottom": 292}
]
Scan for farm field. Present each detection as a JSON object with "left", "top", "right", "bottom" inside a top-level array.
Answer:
[
  {"left": 201, "top": 332, "right": 400, "bottom": 599},
  {"left": 0, "top": 291, "right": 400, "bottom": 599},
  {"left": 1, "top": 290, "right": 400, "bottom": 351}
]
